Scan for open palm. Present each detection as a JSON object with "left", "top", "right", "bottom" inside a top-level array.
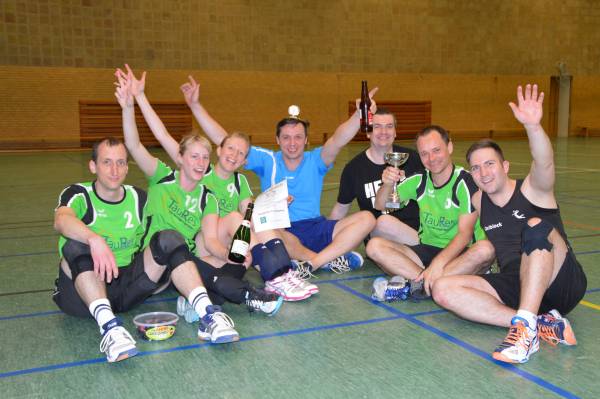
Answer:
[{"left": 509, "top": 84, "right": 544, "bottom": 126}]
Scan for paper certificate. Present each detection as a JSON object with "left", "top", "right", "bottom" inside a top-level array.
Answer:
[{"left": 252, "top": 180, "right": 291, "bottom": 232}]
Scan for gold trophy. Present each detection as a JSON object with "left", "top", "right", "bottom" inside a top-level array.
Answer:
[{"left": 384, "top": 152, "right": 409, "bottom": 212}]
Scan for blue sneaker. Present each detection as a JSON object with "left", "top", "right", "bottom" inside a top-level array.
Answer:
[
  {"left": 322, "top": 251, "right": 364, "bottom": 273},
  {"left": 493, "top": 317, "right": 539, "bottom": 363},
  {"left": 99, "top": 317, "right": 138, "bottom": 363},
  {"left": 371, "top": 276, "right": 410, "bottom": 302},
  {"left": 537, "top": 309, "right": 577, "bottom": 346},
  {"left": 198, "top": 305, "right": 239, "bottom": 344},
  {"left": 176, "top": 296, "right": 199, "bottom": 323}
]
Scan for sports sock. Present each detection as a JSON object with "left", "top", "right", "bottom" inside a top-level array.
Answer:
[
  {"left": 188, "top": 286, "right": 212, "bottom": 318},
  {"left": 515, "top": 309, "right": 538, "bottom": 331},
  {"left": 89, "top": 298, "right": 116, "bottom": 331}
]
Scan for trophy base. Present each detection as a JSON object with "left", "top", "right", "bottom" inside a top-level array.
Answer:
[{"left": 384, "top": 202, "right": 401, "bottom": 213}]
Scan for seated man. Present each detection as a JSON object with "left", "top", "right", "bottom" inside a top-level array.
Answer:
[
  {"left": 53, "top": 138, "right": 239, "bottom": 364},
  {"left": 433, "top": 84, "right": 587, "bottom": 364},
  {"left": 181, "top": 76, "right": 376, "bottom": 275},
  {"left": 330, "top": 108, "right": 424, "bottom": 246},
  {"left": 369, "top": 125, "right": 492, "bottom": 297}
]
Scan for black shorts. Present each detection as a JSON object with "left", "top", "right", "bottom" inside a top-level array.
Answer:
[
  {"left": 52, "top": 251, "right": 168, "bottom": 318},
  {"left": 409, "top": 243, "right": 444, "bottom": 267},
  {"left": 481, "top": 250, "right": 587, "bottom": 315}
]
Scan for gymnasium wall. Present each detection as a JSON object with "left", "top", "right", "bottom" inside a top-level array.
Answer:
[{"left": 1, "top": 1, "right": 599, "bottom": 149}]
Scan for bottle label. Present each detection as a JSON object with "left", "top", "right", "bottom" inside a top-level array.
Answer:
[
  {"left": 230, "top": 240, "right": 250, "bottom": 256},
  {"left": 368, "top": 110, "right": 373, "bottom": 125}
]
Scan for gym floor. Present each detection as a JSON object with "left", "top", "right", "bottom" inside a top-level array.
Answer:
[{"left": 0, "top": 139, "right": 598, "bottom": 399}]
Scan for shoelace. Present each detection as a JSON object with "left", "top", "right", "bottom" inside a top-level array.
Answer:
[
  {"left": 246, "top": 291, "right": 277, "bottom": 310},
  {"left": 498, "top": 323, "right": 530, "bottom": 350},
  {"left": 537, "top": 316, "right": 560, "bottom": 346},
  {"left": 327, "top": 256, "right": 351, "bottom": 274},
  {"left": 99, "top": 326, "right": 135, "bottom": 353},
  {"left": 209, "top": 311, "right": 236, "bottom": 329},
  {"left": 293, "top": 262, "right": 317, "bottom": 280}
]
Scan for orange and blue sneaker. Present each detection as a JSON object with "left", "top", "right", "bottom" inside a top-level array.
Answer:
[
  {"left": 537, "top": 309, "right": 577, "bottom": 346},
  {"left": 492, "top": 317, "right": 539, "bottom": 364}
]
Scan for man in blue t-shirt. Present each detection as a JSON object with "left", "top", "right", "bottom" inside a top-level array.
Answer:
[{"left": 182, "top": 77, "right": 376, "bottom": 273}]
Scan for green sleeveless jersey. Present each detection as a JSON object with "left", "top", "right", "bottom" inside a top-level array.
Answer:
[
  {"left": 139, "top": 160, "right": 219, "bottom": 253},
  {"left": 56, "top": 182, "right": 146, "bottom": 267},
  {"left": 200, "top": 165, "right": 253, "bottom": 217},
  {"left": 397, "top": 165, "right": 484, "bottom": 248}
]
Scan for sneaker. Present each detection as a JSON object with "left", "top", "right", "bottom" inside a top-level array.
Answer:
[
  {"left": 290, "top": 261, "right": 319, "bottom": 294},
  {"left": 492, "top": 317, "right": 539, "bottom": 364},
  {"left": 99, "top": 318, "right": 138, "bottom": 363},
  {"left": 371, "top": 276, "right": 411, "bottom": 302},
  {"left": 176, "top": 295, "right": 199, "bottom": 323},
  {"left": 322, "top": 251, "right": 364, "bottom": 273},
  {"left": 265, "top": 270, "right": 312, "bottom": 301},
  {"left": 408, "top": 278, "right": 431, "bottom": 301},
  {"left": 537, "top": 309, "right": 577, "bottom": 346},
  {"left": 245, "top": 287, "right": 284, "bottom": 316},
  {"left": 198, "top": 305, "right": 239, "bottom": 344}
]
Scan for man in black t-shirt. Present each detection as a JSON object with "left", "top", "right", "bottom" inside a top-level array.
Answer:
[{"left": 330, "top": 109, "right": 424, "bottom": 245}]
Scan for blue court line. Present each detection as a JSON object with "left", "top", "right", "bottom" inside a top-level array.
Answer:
[
  {"left": 331, "top": 281, "right": 580, "bottom": 399},
  {"left": 0, "top": 315, "right": 403, "bottom": 379}
]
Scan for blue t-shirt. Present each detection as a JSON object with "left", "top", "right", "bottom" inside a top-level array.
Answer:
[{"left": 245, "top": 146, "right": 332, "bottom": 222}]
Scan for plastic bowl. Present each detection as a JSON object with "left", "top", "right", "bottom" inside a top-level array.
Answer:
[{"left": 133, "top": 312, "right": 179, "bottom": 341}]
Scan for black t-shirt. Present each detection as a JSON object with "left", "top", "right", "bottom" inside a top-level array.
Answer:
[
  {"left": 337, "top": 144, "right": 424, "bottom": 230},
  {"left": 481, "top": 179, "right": 569, "bottom": 269}
]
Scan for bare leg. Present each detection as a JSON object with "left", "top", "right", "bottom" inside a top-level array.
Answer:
[
  {"left": 371, "top": 214, "right": 419, "bottom": 246},
  {"left": 62, "top": 260, "right": 108, "bottom": 307},
  {"left": 433, "top": 275, "right": 514, "bottom": 327},
  {"left": 443, "top": 240, "right": 496, "bottom": 276},
  {"left": 310, "top": 211, "right": 375, "bottom": 269},
  {"left": 280, "top": 229, "right": 317, "bottom": 261},
  {"left": 365, "top": 237, "right": 424, "bottom": 279}
]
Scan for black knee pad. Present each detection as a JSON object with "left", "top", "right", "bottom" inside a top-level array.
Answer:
[
  {"left": 62, "top": 239, "right": 95, "bottom": 280},
  {"left": 522, "top": 220, "right": 553, "bottom": 255},
  {"left": 251, "top": 244, "right": 286, "bottom": 282},
  {"left": 150, "top": 230, "right": 194, "bottom": 270}
]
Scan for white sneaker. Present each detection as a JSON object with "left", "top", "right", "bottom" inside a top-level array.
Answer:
[
  {"left": 291, "top": 261, "right": 319, "bottom": 294},
  {"left": 198, "top": 305, "right": 240, "bottom": 344},
  {"left": 265, "top": 270, "right": 312, "bottom": 301},
  {"left": 99, "top": 318, "right": 138, "bottom": 363}
]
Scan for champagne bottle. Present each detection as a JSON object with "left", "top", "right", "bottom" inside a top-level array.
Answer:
[
  {"left": 359, "top": 80, "right": 373, "bottom": 133},
  {"left": 228, "top": 202, "right": 253, "bottom": 263}
]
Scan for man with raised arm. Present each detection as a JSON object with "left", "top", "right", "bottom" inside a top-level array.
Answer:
[
  {"left": 330, "top": 108, "right": 424, "bottom": 246},
  {"left": 181, "top": 76, "right": 375, "bottom": 275},
  {"left": 369, "top": 125, "right": 492, "bottom": 298},
  {"left": 433, "top": 84, "right": 587, "bottom": 364}
]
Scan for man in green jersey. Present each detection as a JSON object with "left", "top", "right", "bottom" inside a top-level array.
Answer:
[
  {"left": 369, "top": 125, "right": 494, "bottom": 296},
  {"left": 53, "top": 138, "right": 238, "bottom": 364}
]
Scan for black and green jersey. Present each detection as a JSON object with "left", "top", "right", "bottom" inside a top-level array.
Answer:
[
  {"left": 397, "top": 165, "right": 484, "bottom": 248},
  {"left": 56, "top": 182, "right": 146, "bottom": 267},
  {"left": 201, "top": 165, "right": 253, "bottom": 217},
  {"left": 139, "top": 160, "right": 219, "bottom": 253}
]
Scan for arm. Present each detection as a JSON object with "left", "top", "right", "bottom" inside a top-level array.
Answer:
[
  {"left": 321, "top": 87, "right": 378, "bottom": 166},
  {"left": 114, "top": 66, "right": 158, "bottom": 177},
  {"left": 329, "top": 202, "right": 351, "bottom": 220},
  {"left": 509, "top": 84, "right": 555, "bottom": 195},
  {"left": 181, "top": 75, "right": 228, "bottom": 146},
  {"left": 418, "top": 211, "right": 478, "bottom": 295},
  {"left": 54, "top": 206, "right": 118, "bottom": 283},
  {"left": 373, "top": 166, "right": 404, "bottom": 210},
  {"left": 200, "top": 214, "right": 230, "bottom": 261}
]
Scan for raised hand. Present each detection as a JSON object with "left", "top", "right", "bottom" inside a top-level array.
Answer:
[
  {"left": 114, "top": 69, "right": 133, "bottom": 109},
  {"left": 115, "top": 64, "right": 146, "bottom": 97},
  {"left": 355, "top": 86, "right": 379, "bottom": 114},
  {"left": 509, "top": 84, "right": 544, "bottom": 127},
  {"left": 180, "top": 75, "right": 200, "bottom": 107}
]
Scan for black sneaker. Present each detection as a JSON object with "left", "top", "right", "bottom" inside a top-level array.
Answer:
[{"left": 245, "top": 287, "right": 283, "bottom": 316}]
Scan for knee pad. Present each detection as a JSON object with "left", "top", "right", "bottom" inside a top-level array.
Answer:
[
  {"left": 265, "top": 238, "right": 291, "bottom": 266},
  {"left": 251, "top": 244, "right": 286, "bottom": 282},
  {"left": 521, "top": 220, "right": 553, "bottom": 255},
  {"left": 62, "top": 239, "right": 94, "bottom": 280},
  {"left": 150, "top": 230, "right": 194, "bottom": 270}
]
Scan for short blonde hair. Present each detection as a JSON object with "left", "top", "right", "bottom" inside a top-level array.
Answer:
[
  {"left": 179, "top": 131, "right": 212, "bottom": 156},
  {"left": 221, "top": 131, "right": 251, "bottom": 157}
]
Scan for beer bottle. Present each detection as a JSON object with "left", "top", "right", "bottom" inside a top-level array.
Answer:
[
  {"left": 359, "top": 80, "right": 373, "bottom": 133},
  {"left": 228, "top": 202, "right": 254, "bottom": 263}
]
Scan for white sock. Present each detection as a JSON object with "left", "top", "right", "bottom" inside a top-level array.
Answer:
[
  {"left": 89, "top": 298, "right": 116, "bottom": 331},
  {"left": 188, "top": 287, "right": 212, "bottom": 318},
  {"left": 516, "top": 309, "right": 537, "bottom": 331}
]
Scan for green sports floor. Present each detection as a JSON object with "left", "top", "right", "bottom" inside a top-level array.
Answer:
[{"left": 1, "top": 138, "right": 599, "bottom": 399}]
